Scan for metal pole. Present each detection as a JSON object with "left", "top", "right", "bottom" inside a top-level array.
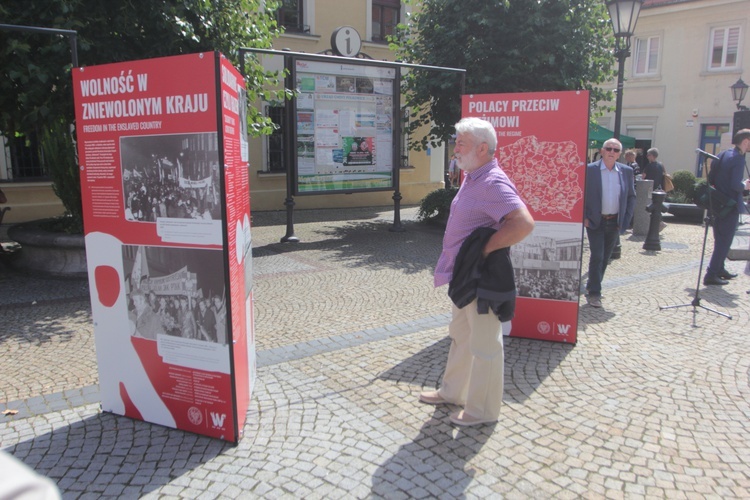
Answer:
[
  {"left": 0, "top": 24, "right": 78, "bottom": 68},
  {"left": 390, "top": 67, "right": 404, "bottom": 232},
  {"left": 281, "top": 54, "right": 299, "bottom": 243},
  {"left": 613, "top": 47, "right": 627, "bottom": 139},
  {"left": 69, "top": 32, "right": 78, "bottom": 67},
  {"left": 611, "top": 40, "right": 629, "bottom": 259}
]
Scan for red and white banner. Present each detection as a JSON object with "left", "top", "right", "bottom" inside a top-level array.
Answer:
[
  {"left": 463, "top": 91, "right": 589, "bottom": 344},
  {"left": 74, "top": 52, "right": 254, "bottom": 442}
]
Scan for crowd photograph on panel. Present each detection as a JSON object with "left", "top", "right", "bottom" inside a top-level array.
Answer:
[
  {"left": 123, "top": 245, "right": 228, "bottom": 345},
  {"left": 511, "top": 225, "right": 582, "bottom": 302},
  {"left": 120, "top": 133, "right": 221, "bottom": 222}
]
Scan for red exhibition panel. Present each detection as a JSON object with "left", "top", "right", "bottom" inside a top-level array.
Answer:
[
  {"left": 462, "top": 91, "right": 589, "bottom": 344},
  {"left": 218, "top": 55, "right": 255, "bottom": 437},
  {"left": 74, "top": 52, "right": 254, "bottom": 442}
]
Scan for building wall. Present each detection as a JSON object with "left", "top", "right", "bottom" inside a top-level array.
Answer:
[
  {"left": 0, "top": 134, "right": 65, "bottom": 224},
  {"left": 600, "top": 0, "right": 749, "bottom": 176},
  {"left": 0, "top": 182, "right": 64, "bottom": 224}
]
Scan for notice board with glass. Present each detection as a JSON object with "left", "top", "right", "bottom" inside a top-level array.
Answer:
[{"left": 293, "top": 57, "right": 397, "bottom": 194}]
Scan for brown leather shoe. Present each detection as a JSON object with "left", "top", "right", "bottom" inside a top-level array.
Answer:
[{"left": 449, "top": 410, "right": 497, "bottom": 427}]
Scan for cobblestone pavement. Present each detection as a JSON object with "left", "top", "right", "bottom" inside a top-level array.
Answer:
[{"left": 1, "top": 208, "right": 750, "bottom": 498}]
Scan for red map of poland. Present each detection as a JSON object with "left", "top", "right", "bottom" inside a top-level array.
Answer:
[{"left": 496, "top": 136, "right": 583, "bottom": 218}]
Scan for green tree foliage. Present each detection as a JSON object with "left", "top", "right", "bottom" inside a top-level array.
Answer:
[
  {"left": 0, "top": 0, "right": 289, "bottom": 139},
  {"left": 392, "top": 0, "right": 618, "bottom": 149},
  {"left": 40, "top": 120, "right": 83, "bottom": 232}
]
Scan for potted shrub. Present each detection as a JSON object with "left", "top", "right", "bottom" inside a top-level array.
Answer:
[
  {"left": 665, "top": 170, "right": 704, "bottom": 222},
  {"left": 418, "top": 187, "right": 457, "bottom": 225}
]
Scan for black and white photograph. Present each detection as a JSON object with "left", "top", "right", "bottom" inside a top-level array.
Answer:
[
  {"left": 120, "top": 133, "right": 221, "bottom": 222},
  {"left": 511, "top": 222, "right": 583, "bottom": 302},
  {"left": 123, "top": 244, "right": 228, "bottom": 344}
]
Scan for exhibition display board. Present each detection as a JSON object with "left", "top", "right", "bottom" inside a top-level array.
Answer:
[
  {"left": 292, "top": 58, "right": 397, "bottom": 194},
  {"left": 463, "top": 91, "right": 589, "bottom": 344},
  {"left": 73, "top": 52, "right": 255, "bottom": 442}
]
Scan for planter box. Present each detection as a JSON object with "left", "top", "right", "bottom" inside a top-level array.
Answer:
[
  {"left": 7, "top": 220, "right": 86, "bottom": 277},
  {"left": 665, "top": 202, "right": 704, "bottom": 223}
]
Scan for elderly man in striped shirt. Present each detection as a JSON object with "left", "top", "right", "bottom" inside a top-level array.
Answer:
[{"left": 420, "top": 117, "right": 534, "bottom": 426}]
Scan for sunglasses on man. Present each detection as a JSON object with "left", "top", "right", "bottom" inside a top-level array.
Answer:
[{"left": 603, "top": 147, "right": 621, "bottom": 153}]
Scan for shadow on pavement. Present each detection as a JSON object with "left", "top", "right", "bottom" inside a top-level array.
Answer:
[
  {"left": 371, "top": 335, "right": 573, "bottom": 497},
  {"left": 250, "top": 206, "right": 404, "bottom": 228},
  {"left": 371, "top": 413, "right": 494, "bottom": 499},
  {"left": 0, "top": 300, "right": 90, "bottom": 348},
  {"left": 254, "top": 219, "right": 443, "bottom": 275},
  {"left": 378, "top": 335, "right": 574, "bottom": 407},
  {"left": 7, "top": 411, "right": 230, "bottom": 497}
]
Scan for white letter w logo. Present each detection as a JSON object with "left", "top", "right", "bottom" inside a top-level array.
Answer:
[{"left": 210, "top": 412, "right": 226, "bottom": 428}]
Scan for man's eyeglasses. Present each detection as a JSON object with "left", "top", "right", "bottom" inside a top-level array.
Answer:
[{"left": 604, "top": 147, "right": 621, "bottom": 153}]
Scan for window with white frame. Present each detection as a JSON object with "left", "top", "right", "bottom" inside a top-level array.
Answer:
[
  {"left": 633, "top": 35, "right": 659, "bottom": 76},
  {"left": 708, "top": 26, "right": 740, "bottom": 70}
]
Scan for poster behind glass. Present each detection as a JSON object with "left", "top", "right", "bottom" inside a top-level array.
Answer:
[{"left": 294, "top": 59, "right": 396, "bottom": 194}]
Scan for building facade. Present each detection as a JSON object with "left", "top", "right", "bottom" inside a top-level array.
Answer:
[
  {"left": 248, "top": 0, "right": 445, "bottom": 212},
  {"left": 598, "top": 0, "right": 749, "bottom": 175},
  {"left": 9, "top": 0, "right": 743, "bottom": 222},
  {"left": 1, "top": 0, "right": 446, "bottom": 223}
]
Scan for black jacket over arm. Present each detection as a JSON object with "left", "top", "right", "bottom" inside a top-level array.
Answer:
[{"left": 448, "top": 227, "right": 516, "bottom": 322}]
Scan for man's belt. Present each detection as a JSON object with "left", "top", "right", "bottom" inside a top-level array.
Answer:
[{"left": 601, "top": 214, "right": 618, "bottom": 220}]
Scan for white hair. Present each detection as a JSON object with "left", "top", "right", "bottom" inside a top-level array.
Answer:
[{"left": 454, "top": 117, "right": 497, "bottom": 154}]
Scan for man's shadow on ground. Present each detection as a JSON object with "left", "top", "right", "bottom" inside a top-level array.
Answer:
[{"left": 371, "top": 335, "right": 572, "bottom": 497}]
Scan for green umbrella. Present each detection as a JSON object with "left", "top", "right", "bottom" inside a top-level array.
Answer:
[{"left": 588, "top": 123, "right": 636, "bottom": 149}]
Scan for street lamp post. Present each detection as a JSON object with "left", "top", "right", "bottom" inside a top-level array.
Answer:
[
  {"left": 605, "top": 0, "right": 644, "bottom": 139},
  {"left": 731, "top": 77, "right": 750, "bottom": 136},
  {"left": 731, "top": 78, "right": 749, "bottom": 111}
]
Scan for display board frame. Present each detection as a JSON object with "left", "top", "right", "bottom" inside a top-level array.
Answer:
[{"left": 289, "top": 55, "right": 399, "bottom": 196}]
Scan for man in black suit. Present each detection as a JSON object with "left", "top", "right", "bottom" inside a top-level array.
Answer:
[{"left": 703, "top": 129, "right": 750, "bottom": 285}]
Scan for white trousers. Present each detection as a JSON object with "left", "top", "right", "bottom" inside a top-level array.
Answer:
[{"left": 439, "top": 299, "right": 511, "bottom": 420}]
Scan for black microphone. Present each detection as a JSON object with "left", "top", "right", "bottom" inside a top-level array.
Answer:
[{"left": 695, "top": 148, "right": 720, "bottom": 161}]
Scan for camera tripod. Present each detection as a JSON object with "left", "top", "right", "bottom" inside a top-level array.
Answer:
[{"left": 660, "top": 154, "right": 732, "bottom": 325}]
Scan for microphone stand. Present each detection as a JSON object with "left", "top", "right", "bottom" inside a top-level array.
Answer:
[{"left": 660, "top": 153, "right": 732, "bottom": 325}]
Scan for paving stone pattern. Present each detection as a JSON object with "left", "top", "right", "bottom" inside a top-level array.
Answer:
[{"left": 2, "top": 207, "right": 750, "bottom": 498}]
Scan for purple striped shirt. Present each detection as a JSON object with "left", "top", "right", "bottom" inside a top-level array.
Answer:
[{"left": 434, "top": 158, "right": 526, "bottom": 287}]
